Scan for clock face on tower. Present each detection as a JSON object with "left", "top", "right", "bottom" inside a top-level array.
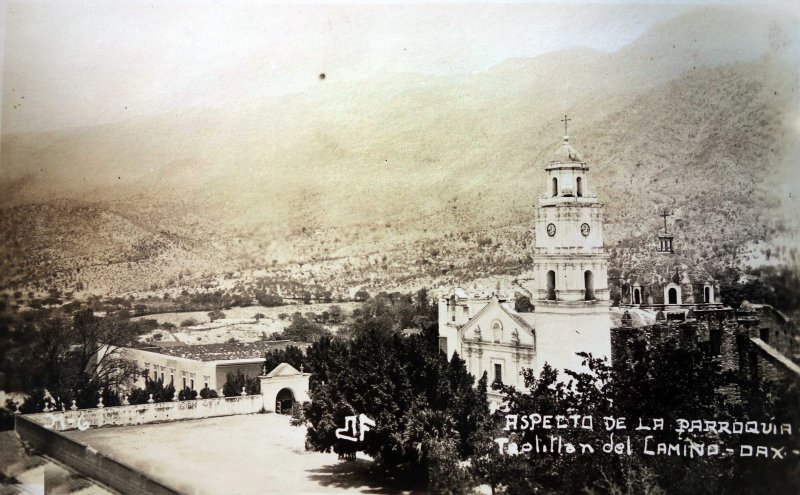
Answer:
[
  {"left": 581, "top": 223, "right": 590, "bottom": 237},
  {"left": 547, "top": 223, "right": 556, "bottom": 237}
]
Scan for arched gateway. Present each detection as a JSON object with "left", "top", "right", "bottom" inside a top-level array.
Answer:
[
  {"left": 275, "top": 388, "right": 295, "bottom": 414},
  {"left": 259, "top": 363, "right": 311, "bottom": 413}
]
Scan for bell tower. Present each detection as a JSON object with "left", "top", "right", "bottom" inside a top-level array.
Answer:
[{"left": 530, "top": 117, "right": 612, "bottom": 374}]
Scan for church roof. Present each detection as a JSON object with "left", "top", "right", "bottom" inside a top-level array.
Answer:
[
  {"left": 625, "top": 255, "right": 715, "bottom": 286},
  {"left": 550, "top": 136, "right": 584, "bottom": 164},
  {"left": 139, "top": 340, "right": 303, "bottom": 362},
  {"left": 445, "top": 287, "right": 469, "bottom": 300},
  {"left": 265, "top": 362, "right": 305, "bottom": 378},
  {"left": 459, "top": 296, "right": 535, "bottom": 337},
  {"left": 610, "top": 307, "right": 656, "bottom": 327}
]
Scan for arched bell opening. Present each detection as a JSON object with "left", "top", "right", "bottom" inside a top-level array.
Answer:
[
  {"left": 584, "top": 270, "right": 595, "bottom": 300},
  {"left": 546, "top": 270, "right": 556, "bottom": 300},
  {"left": 668, "top": 288, "right": 678, "bottom": 305}
]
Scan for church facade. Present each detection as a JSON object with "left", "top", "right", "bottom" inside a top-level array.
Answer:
[{"left": 438, "top": 127, "right": 613, "bottom": 402}]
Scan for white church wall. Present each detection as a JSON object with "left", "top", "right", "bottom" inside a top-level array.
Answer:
[{"left": 533, "top": 306, "right": 612, "bottom": 376}]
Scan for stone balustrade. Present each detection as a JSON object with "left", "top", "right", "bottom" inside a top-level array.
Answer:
[{"left": 22, "top": 394, "right": 264, "bottom": 432}]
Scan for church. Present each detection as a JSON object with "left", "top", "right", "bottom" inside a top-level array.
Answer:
[{"left": 438, "top": 122, "right": 612, "bottom": 402}]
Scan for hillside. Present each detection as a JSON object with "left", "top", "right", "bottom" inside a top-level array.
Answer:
[{"left": 1, "top": 6, "right": 798, "bottom": 297}]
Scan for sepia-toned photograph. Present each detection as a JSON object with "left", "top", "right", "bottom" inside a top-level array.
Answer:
[{"left": 1, "top": 1, "right": 799, "bottom": 493}]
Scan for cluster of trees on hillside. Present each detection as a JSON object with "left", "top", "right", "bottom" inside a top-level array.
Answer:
[
  {"left": 715, "top": 265, "right": 800, "bottom": 312},
  {"left": 338, "top": 289, "right": 437, "bottom": 339}
]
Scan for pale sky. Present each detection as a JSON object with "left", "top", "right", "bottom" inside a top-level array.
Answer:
[{"left": 1, "top": 1, "right": 794, "bottom": 133}]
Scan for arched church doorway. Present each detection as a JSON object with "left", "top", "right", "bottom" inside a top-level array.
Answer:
[
  {"left": 668, "top": 288, "right": 678, "bottom": 305},
  {"left": 276, "top": 388, "right": 295, "bottom": 415},
  {"left": 584, "top": 270, "right": 594, "bottom": 300},
  {"left": 576, "top": 177, "right": 583, "bottom": 197},
  {"left": 634, "top": 288, "right": 641, "bottom": 305},
  {"left": 552, "top": 178, "right": 558, "bottom": 197},
  {"left": 546, "top": 270, "right": 556, "bottom": 300}
]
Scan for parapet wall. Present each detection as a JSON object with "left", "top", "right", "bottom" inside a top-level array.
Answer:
[
  {"left": 15, "top": 415, "right": 180, "bottom": 495},
  {"left": 21, "top": 394, "right": 264, "bottom": 432}
]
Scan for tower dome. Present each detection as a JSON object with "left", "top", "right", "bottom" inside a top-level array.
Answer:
[
  {"left": 671, "top": 267, "right": 681, "bottom": 284},
  {"left": 550, "top": 135, "right": 585, "bottom": 164}
]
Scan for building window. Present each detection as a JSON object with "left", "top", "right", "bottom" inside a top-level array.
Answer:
[
  {"left": 492, "top": 320, "right": 503, "bottom": 342},
  {"left": 552, "top": 177, "right": 558, "bottom": 197},
  {"left": 749, "top": 351, "right": 759, "bottom": 383},
  {"left": 547, "top": 270, "right": 556, "bottom": 300},
  {"left": 190, "top": 379, "right": 195, "bottom": 390},
  {"left": 668, "top": 288, "right": 678, "bottom": 305},
  {"left": 634, "top": 287, "right": 641, "bottom": 305},
  {"left": 704, "top": 286, "right": 711, "bottom": 303},
  {"left": 576, "top": 177, "right": 583, "bottom": 197},
  {"left": 182, "top": 378, "right": 187, "bottom": 389},
  {"left": 161, "top": 372, "right": 165, "bottom": 382},
  {"left": 759, "top": 328, "right": 770, "bottom": 344},
  {"left": 494, "top": 363, "right": 503, "bottom": 384},
  {"left": 710, "top": 329, "right": 722, "bottom": 356}
]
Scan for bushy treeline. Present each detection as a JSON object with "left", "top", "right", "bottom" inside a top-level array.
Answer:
[
  {"left": 480, "top": 336, "right": 800, "bottom": 495},
  {"left": 1, "top": 307, "right": 143, "bottom": 411},
  {"left": 716, "top": 265, "right": 800, "bottom": 312},
  {"left": 338, "top": 289, "right": 437, "bottom": 339},
  {"left": 302, "top": 328, "right": 489, "bottom": 491}
]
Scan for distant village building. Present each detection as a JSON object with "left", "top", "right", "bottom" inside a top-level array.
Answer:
[{"left": 124, "top": 340, "right": 305, "bottom": 394}]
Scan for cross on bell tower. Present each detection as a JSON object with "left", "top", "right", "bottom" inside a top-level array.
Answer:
[
  {"left": 561, "top": 114, "right": 571, "bottom": 137},
  {"left": 657, "top": 208, "right": 675, "bottom": 253}
]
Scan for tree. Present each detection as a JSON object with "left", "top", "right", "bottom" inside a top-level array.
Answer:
[
  {"left": 283, "top": 313, "right": 330, "bottom": 342},
  {"left": 513, "top": 295, "right": 534, "bottom": 313},
  {"left": 200, "top": 386, "right": 218, "bottom": 399},
  {"left": 263, "top": 345, "right": 306, "bottom": 374},
  {"left": 128, "top": 377, "right": 176, "bottom": 404},
  {"left": 178, "top": 386, "right": 198, "bottom": 400},
  {"left": 302, "top": 328, "right": 489, "bottom": 486},
  {"left": 354, "top": 289, "right": 370, "bottom": 302},
  {"left": 327, "top": 305, "right": 344, "bottom": 324},
  {"left": 27, "top": 309, "right": 139, "bottom": 409},
  {"left": 208, "top": 309, "right": 225, "bottom": 322},
  {"left": 222, "top": 370, "right": 260, "bottom": 396},
  {"left": 255, "top": 292, "right": 283, "bottom": 307},
  {"left": 480, "top": 329, "right": 800, "bottom": 495}
]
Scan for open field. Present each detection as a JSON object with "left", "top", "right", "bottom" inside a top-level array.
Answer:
[
  {"left": 64, "top": 414, "right": 416, "bottom": 495},
  {"left": 132, "top": 302, "right": 361, "bottom": 344}
]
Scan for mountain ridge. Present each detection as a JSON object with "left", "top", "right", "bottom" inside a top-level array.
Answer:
[{"left": 1, "top": 6, "right": 798, "bottom": 295}]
